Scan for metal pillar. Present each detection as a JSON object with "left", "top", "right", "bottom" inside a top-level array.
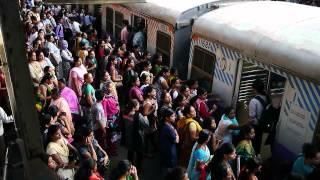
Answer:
[{"left": 0, "top": 0, "right": 56, "bottom": 179}]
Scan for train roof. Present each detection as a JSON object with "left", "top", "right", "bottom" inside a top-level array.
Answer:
[
  {"left": 123, "top": 0, "right": 256, "bottom": 27},
  {"left": 193, "top": 1, "right": 320, "bottom": 83}
]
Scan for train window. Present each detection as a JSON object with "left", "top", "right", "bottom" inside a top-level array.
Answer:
[
  {"left": 156, "top": 31, "right": 171, "bottom": 66},
  {"left": 115, "top": 11, "right": 124, "bottom": 39},
  {"left": 190, "top": 46, "right": 216, "bottom": 91},
  {"left": 106, "top": 7, "right": 114, "bottom": 35}
]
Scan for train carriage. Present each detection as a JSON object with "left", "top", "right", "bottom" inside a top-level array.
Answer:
[
  {"left": 100, "top": 0, "right": 257, "bottom": 78},
  {"left": 189, "top": 1, "right": 320, "bottom": 159}
]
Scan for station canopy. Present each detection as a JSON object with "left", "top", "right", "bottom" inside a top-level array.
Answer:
[{"left": 44, "top": 0, "right": 146, "bottom": 4}]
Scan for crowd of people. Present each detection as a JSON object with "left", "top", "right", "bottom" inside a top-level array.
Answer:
[{"left": 0, "top": 0, "right": 319, "bottom": 180}]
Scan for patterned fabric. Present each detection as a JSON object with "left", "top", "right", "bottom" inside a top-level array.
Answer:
[{"left": 236, "top": 140, "right": 255, "bottom": 161}]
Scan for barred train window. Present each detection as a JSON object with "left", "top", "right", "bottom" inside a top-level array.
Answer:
[
  {"left": 191, "top": 46, "right": 215, "bottom": 90},
  {"left": 106, "top": 7, "right": 113, "bottom": 35},
  {"left": 156, "top": 31, "right": 171, "bottom": 66},
  {"left": 115, "top": 11, "right": 124, "bottom": 39},
  {"left": 132, "top": 15, "right": 146, "bottom": 29}
]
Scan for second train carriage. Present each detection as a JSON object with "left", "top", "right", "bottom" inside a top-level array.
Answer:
[
  {"left": 100, "top": 0, "right": 259, "bottom": 79},
  {"left": 189, "top": 1, "right": 320, "bottom": 159}
]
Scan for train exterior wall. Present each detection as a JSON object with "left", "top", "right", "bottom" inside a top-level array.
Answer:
[
  {"left": 188, "top": 35, "right": 239, "bottom": 107},
  {"left": 189, "top": 34, "right": 320, "bottom": 159}
]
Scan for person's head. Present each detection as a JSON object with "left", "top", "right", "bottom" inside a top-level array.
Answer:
[
  {"left": 152, "top": 53, "right": 162, "bottom": 64},
  {"left": 252, "top": 79, "right": 265, "bottom": 95},
  {"left": 182, "top": 105, "right": 196, "bottom": 118},
  {"left": 123, "top": 19, "right": 129, "bottom": 26},
  {"left": 102, "top": 71, "right": 111, "bottom": 81},
  {"left": 47, "top": 125, "right": 61, "bottom": 143},
  {"left": 143, "top": 61, "right": 152, "bottom": 71},
  {"left": 36, "top": 50, "right": 45, "bottom": 61},
  {"left": 163, "top": 108, "right": 176, "bottom": 124},
  {"left": 45, "top": 34, "right": 54, "bottom": 42},
  {"left": 224, "top": 107, "right": 236, "bottom": 119},
  {"left": 170, "top": 67, "right": 178, "bottom": 77},
  {"left": 143, "top": 51, "right": 152, "bottom": 60},
  {"left": 48, "top": 105, "right": 59, "bottom": 118},
  {"left": 82, "top": 32, "right": 88, "bottom": 39},
  {"left": 130, "top": 76, "right": 140, "bottom": 87},
  {"left": 170, "top": 78, "right": 181, "bottom": 89},
  {"left": 112, "top": 160, "right": 133, "bottom": 179},
  {"left": 74, "top": 56, "right": 82, "bottom": 67},
  {"left": 302, "top": 143, "right": 320, "bottom": 165},
  {"left": 41, "top": 73, "right": 54, "bottom": 85},
  {"left": 84, "top": 73, "right": 93, "bottom": 84},
  {"left": 74, "top": 158, "right": 97, "bottom": 180},
  {"left": 140, "top": 74, "right": 151, "bottom": 85},
  {"left": 51, "top": 88, "right": 60, "bottom": 100},
  {"left": 159, "top": 66, "right": 170, "bottom": 78},
  {"left": 127, "top": 99, "right": 140, "bottom": 113},
  {"left": 88, "top": 50, "right": 95, "bottom": 58},
  {"left": 81, "top": 127, "right": 94, "bottom": 145},
  {"left": 215, "top": 143, "right": 236, "bottom": 162},
  {"left": 42, "top": 113, "right": 53, "bottom": 126},
  {"left": 245, "top": 157, "right": 262, "bottom": 175},
  {"left": 165, "top": 166, "right": 189, "bottom": 180},
  {"left": 180, "top": 85, "right": 190, "bottom": 98},
  {"left": 28, "top": 51, "right": 37, "bottom": 62},
  {"left": 197, "top": 87, "right": 208, "bottom": 100},
  {"left": 203, "top": 117, "right": 216, "bottom": 131},
  {"left": 174, "top": 94, "right": 187, "bottom": 108},
  {"left": 57, "top": 78, "right": 66, "bottom": 89},
  {"left": 144, "top": 85, "right": 156, "bottom": 99},
  {"left": 187, "top": 80, "right": 199, "bottom": 90},
  {"left": 95, "top": 90, "right": 105, "bottom": 102},
  {"left": 197, "top": 129, "right": 211, "bottom": 145},
  {"left": 161, "top": 91, "right": 172, "bottom": 105},
  {"left": 240, "top": 124, "right": 255, "bottom": 141},
  {"left": 126, "top": 57, "right": 135, "bottom": 69}
]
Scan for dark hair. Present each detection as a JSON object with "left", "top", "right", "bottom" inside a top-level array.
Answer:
[
  {"left": 170, "top": 67, "right": 177, "bottom": 74},
  {"left": 203, "top": 117, "right": 216, "bottom": 131},
  {"left": 46, "top": 125, "right": 60, "bottom": 143},
  {"left": 173, "top": 94, "right": 185, "bottom": 110},
  {"left": 41, "top": 73, "right": 53, "bottom": 84},
  {"left": 82, "top": 127, "right": 93, "bottom": 138},
  {"left": 95, "top": 89, "right": 105, "bottom": 101},
  {"left": 170, "top": 78, "right": 179, "bottom": 88},
  {"left": 182, "top": 104, "right": 193, "bottom": 117},
  {"left": 143, "top": 60, "right": 151, "bottom": 68},
  {"left": 165, "top": 167, "right": 187, "bottom": 180},
  {"left": 186, "top": 79, "right": 198, "bottom": 88},
  {"left": 140, "top": 73, "right": 149, "bottom": 83},
  {"left": 224, "top": 107, "right": 235, "bottom": 116},
  {"left": 74, "top": 158, "right": 96, "bottom": 180},
  {"left": 84, "top": 73, "right": 92, "bottom": 80},
  {"left": 154, "top": 66, "right": 169, "bottom": 82},
  {"left": 110, "top": 160, "right": 132, "bottom": 180},
  {"left": 143, "top": 85, "right": 155, "bottom": 98},
  {"left": 42, "top": 114, "right": 52, "bottom": 125},
  {"left": 127, "top": 99, "right": 139, "bottom": 112},
  {"left": 48, "top": 105, "right": 59, "bottom": 117},
  {"left": 51, "top": 88, "right": 60, "bottom": 97},
  {"left": 180, "top": 85, "right": 189, "bottom": 94},
  {"left": 123, "top": 19, "right": 129, "bottom": 26},
  {"left": 239, "top": 124, "right": 254, "bottom": 140},
  {"left": 302, "top": 143, "right": 319, "bottom": 159},
  {"left": 163, "top": 108, "right": 175, "bottom": 121},
  {"left": 58, "top": 78, "right": 66, "bottom": 84},
  {"left": 252, "top": 79, "right": 265, "bottom": 94},
  {"left": 213, "top": 143, "right": 235, "bottom": 164},
  {"left": 130, "top": 75, "right": 139, "bottom": 86},
  {"left": 197, "top": 87, "right": 207, "bottom": 96},
  {"left": 245, "top": 157, "right": 261, "bottom": 172},
  {"left": 198, "top": 129, "right": 211, "bottom": 144}
]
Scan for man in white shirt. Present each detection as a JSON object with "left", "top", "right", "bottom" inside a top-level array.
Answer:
[{"left": 0, "top": 107, "right": 13, "bottom": 168}]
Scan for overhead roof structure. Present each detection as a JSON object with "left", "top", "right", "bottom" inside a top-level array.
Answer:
[{"left": 193, "top": 1, "right": 320, "bottom": 83}]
